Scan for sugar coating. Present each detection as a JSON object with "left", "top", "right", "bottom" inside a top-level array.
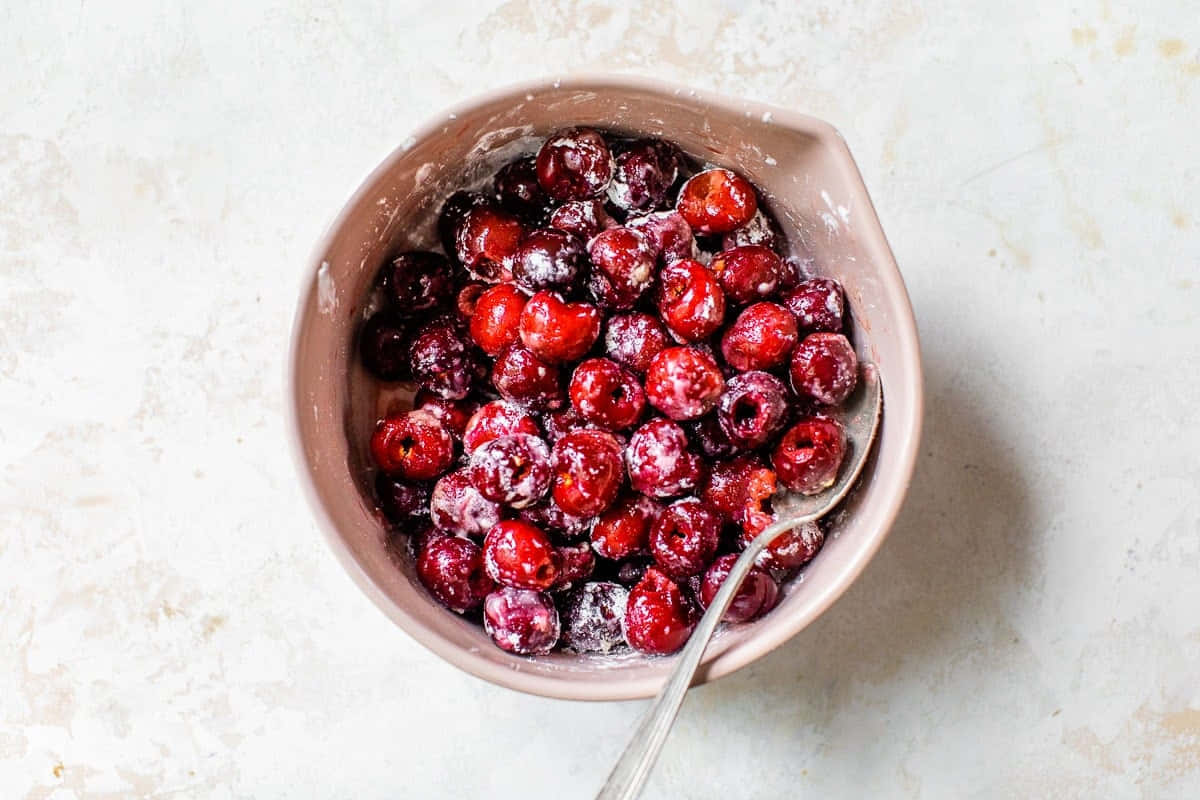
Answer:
[{"left": 560, "top": 582, "right": 629, "bottom": 654}]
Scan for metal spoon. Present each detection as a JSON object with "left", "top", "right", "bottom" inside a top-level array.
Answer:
[{"left": 596, "top": 364, "right": 883, "bottom": 800}]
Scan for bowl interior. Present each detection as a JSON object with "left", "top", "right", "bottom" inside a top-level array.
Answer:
[{"left": 290, "top": 78, "right": 922, "bottom": 700}]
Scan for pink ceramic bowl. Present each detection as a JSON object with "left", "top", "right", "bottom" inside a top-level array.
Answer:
[{"left": 288, "top": 75, "right": 922, "bottom": 700}]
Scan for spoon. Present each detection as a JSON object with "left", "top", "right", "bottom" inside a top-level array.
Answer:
[{"left": 595, "top": 363, "right": 883, "bottom": 800}]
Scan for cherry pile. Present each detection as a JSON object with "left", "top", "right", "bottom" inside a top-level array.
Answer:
[{"left": 359, "top": 128, "right": 859, "bottom": 657}]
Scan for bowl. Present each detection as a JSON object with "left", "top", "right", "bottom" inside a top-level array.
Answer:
[{"left": 287, "top": 75, "right": 923, "bottom": 700}]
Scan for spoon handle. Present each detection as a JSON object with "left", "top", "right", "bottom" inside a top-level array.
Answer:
[{"left": 595, "top": 518, "right": 802, "bottom": 800}]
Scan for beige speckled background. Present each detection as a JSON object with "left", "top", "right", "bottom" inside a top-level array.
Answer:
[{"left": 2, "top": 1, "right": 1198, "bottom": 798}]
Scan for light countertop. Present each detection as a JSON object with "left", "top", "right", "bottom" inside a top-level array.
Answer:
[{"left": 2, "top": 1, "right": 1198, "bottom": 797}]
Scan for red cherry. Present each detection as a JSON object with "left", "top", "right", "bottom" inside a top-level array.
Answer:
[
  {"left": 568, "top": 358, "right": 646, "bottom": 431},
  {"left": 483, "top": 520, "right": 560, "bottom": 591},
  {"left": 604, "top": 313, "right": 669, "bottom": 375},
  {"left": 548, "top": 198, "right": 617, "bottom": 240},
  {"left": 710, "top": 245, "right": 783, "bottom": 304},
  {"left": 716, "top": 371, "right": 790, "bottom": 450},
  {"left": 429, "top": 469, "right": 502, "bottom": 540},
  {"left": 591, "top": 494, "right": 662, "bottom": 561},
  {"left": 698, "top": 553, "right": 779, "bottom": 623},
  {"left": 587, "top": 227, "right": 656, "bottom": 310},
  {"left": 551, "top": 429, "right": 624, "bottom": 517},
  {"left": 512, "top": 228, "right": 586, "bottom": 293},
  {"left": 643, "top": 346, "right": 726, "bottom": 421},
  {"left": 469, "top": 283, "right": 527, "bottom": 356},
  {"left": 720, "top": 302, "right": 798, "bottom": 371},
  {"left": 417, "top": 535, "right": 494, "bottom": 613},
  {"left": 454, "top": 205, "right": 525, "bottom": 281},
  {"left": 483, "top": 588, "right": 560, "bottom": 654},
  {"left": 518, "top": 291, "right": 602, "bottom": 364},
  {"left": 492, "top": 345, "right": 564, "bottom": 411},
  {"left": 627, "top": 209, "right": 698, "bottom": 265},
  {"left": 783, "top": 277, "right": 845, "bottom": 333},
  {"left": 771, "top": 416, "right": 847, "bottom": 495},
  {"left": 656, "top": 259, "right": 726, "bottom": 343},
  {"left": 623, "top": 567, "right": 698, "bottom": 655},
  {"left": 789, "top": 332, "right": 858, "bottom": 405},
  {"left": 649, "top": 497, "right": 722, "bottom": 580},
  {"left": 535, "top": 127, "right": 614, "bottom": 202},
  {"left": 625, "top": 419, "right": 704, "bottom": 498},
  {"left": 745, "top": 521, "right": 824, "bottom": 571},
  {"left": 413, "top": 390, "right": 478, "bottom": 439},
  {"left": 676, "top": 168, "right": 757, "bottom": 234},
  {"left": 370, "top": 410, "right": 455, "bottom": 481},
  {"left": 462, "top": 400, "right": 540, "bottom": 454}
]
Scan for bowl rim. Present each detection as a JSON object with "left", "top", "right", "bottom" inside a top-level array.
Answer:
[{"left": 287, "top": 73, "right": 924, "bottom": 701}]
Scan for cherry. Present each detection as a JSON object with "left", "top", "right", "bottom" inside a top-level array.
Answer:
[
  {"left": 541, "top": 406, "right": 588, "bottom": 443},
  {"left": 656, "top": 259, "right": 726, "bottom": 342},
  {"left": 548, "top": 198, "right": 617, "bottom": 240},
  {"left": 591, "top": 494, "right": 662, "bottom": 560},
  {"left": 676, "top": 168, "right": 757, "bottom": 234},
  {"left": 733, "top": 460, "right": 778, "bottom": 540},
  {"left": 535, "top": 127, "right": 614, "bottom": 202},
  {"left": 789, "top": 332, "right": 858, "bottom": 405},
  {"left": 383, "top": 251, "right": 455, "bottom": 313},
  {"left": 374, "top": 472, "right": 431, "bottom": 527},
  {"left": 429, "top": 469, "right": 503, "bottom": 539},
  {"left": 649, "top": 497, "right": 722, "bottom": 580},
  {"left": 559, "top": 581, "right": 630, "bottom": 653},
  {"left": 462, "top": 400, "right": 540, "bottom": 453},
  {"left": 494, "top": 156, "right": 551, "bottom": 220},
  {"left": 483, "top": 520, "right": 560, "bottom": 591},
  {"left": 717, "top": 371, "right": 790, "bottom": 450},
  {"left": 417, "top": 535, "right": 494, "bottom": 613},
  {"left": 512, "top": 228, "right": 586, "bottom": 293},
  {"left": 413, "top": 390, "right": 478, "bottom": 439},
  {"left": 454, "top": 204, "right": 525, "bottom": 281},
  {"left": 625, "top": 418, "right": 704, "bottom": 498},
  {"left": 408, "top": 316, "right": 483, "bottom": 400},
  {"left": 627, "top": 210, "right": 698, "bottom": 265},
  {"left": 623, "top": 567, "right": 698, "bottom": 655},
  {"left": 359, "top": 311, "right": 411, "bottom": 381},
  {"left": 469, "top": 283, "right": 527, "bottom": 356},
  {"left": 771, "top": 416, "right": 847, "bottom": 495},
  {"left": 551, "top": 542, "right": 596, "bottom": 591},
  {"left": 568, "top": 358, "right": 646, "bottom": 431},
  {"left": 587, "top": 227, "right": 656, "bottom": 310},
  {"left": 721, "top": 302, "right": 799, "bottom": 371},
  {"left": 468, "top": 433, "right": 552, "bottom": 509},
  {"left": 744, "top": 521, "right": 824, "bottom": 571},
  {"left": 607, "top": 139, "right": 680, "bottom": 211},
  {"left": 492, "top": 345, "right": 564, "bottom": 411},
  {"left": 701, "top": 456, "right": 768, "bottom": 522},
  {"left": 783, "top": 277, "right": 846, "bottom": 333},
  {"left": 370, "top": 410, "right": 455, "bottom": 480},
  {"left": 518, "top": 291, "right": 601, "bottom": 364},
  {"left": 438, "top": 191, "right": 490, "bottom": 254},
  {"left": 698, "top": 553, "right": 779, "bottom": 623},
  {"left": 615, "top": 559, "right": 651, "bottom": 587},
  {"left": 483, "top": 587, "right": 560, "bottom": 655},
  {"left": 643, "top": 346, "right": 726, "bottom": 420},
  {"left": 551, "top": 429, "right": 624, "bottom": 517},
  {"left": 519, "top": 497, "right": 592, "bottom": 543},
  {"left": 686, "top": 415, "right": 740, "bottom": 459},
  {"left": 603, "top": 313, "right": 668, "bottom": 375},
  {"left": 710, "top": 245, "right": 783, "bottom": 304}
]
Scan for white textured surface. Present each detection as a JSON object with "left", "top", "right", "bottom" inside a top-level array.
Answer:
[{"left": 3, "top": 1, "right": 1199, "bottom": 797}]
